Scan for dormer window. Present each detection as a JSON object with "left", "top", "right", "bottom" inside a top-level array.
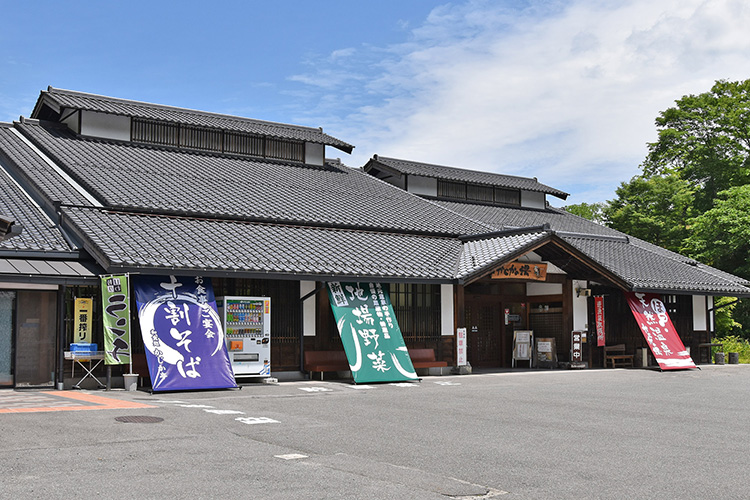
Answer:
[
  {"left": 131, "top": 117, "right": 305, "bottom": 162},
  {"left": 437, "top": 179, "right": 521, "bottom": 207}
]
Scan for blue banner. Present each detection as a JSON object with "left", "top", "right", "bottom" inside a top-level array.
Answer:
[{"left": 133, "top": 275, "right": 237, "bottom": 391}]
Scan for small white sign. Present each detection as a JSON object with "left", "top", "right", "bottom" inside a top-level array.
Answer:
[
  {"left": 456, "top": 327, "right": 467, "bottom": 366},
  {"left": 538, "top": 341, "right": 552, "bottom": 353}
]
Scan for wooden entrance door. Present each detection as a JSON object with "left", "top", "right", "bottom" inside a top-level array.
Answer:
[{"left": 465, "top": 297, "right": 503, "bottom": 367}]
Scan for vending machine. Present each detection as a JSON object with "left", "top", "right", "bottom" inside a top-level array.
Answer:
[{"left": 216, "top": 296, "right": 271, "bottom": 377}]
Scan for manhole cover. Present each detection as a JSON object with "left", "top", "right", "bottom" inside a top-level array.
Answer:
[{"left": 115, "top": 416, "right": 164, "bottom": 424}]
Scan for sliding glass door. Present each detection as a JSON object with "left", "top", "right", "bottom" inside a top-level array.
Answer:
[{"left": 0, "top": 291, "right": 14, "bottom": 386}]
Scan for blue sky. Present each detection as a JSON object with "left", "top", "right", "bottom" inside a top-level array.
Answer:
[{"left": 2, "top": 0, "right": 750, "bottom": 206}]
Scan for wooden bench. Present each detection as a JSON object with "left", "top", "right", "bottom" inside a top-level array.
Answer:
[
  {"left": 408, "top": 348, "right": 448, "bottom": 372},
  {"left": 304, "top": 350, "right": 350, "bottom": 380},
  {"left": 604, "top": 344, "right": 634, "bottom": 368}
]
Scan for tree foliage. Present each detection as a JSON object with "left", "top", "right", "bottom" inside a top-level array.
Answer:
[
  {"left": 563, "top": 202, "right": 607, "bottom": 224},
  {"left": 685, "top": 185, "right": 750, "bottom": 280},
  {"left": 604, "top": 79, "right": 750, "bottom": 338},
  {"left": 604, "top": 175, "right": 694, "bottom": 253},
  {"left": 643, "top": 79, "right": 750, "bottom": 212}
]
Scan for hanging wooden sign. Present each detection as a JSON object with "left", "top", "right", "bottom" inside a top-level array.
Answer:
[{"left": 491, "top": 262, "right": 547, "bottom": 281}]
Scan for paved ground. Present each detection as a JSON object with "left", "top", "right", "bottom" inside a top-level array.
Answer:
[{"left": 1, "top": 365, "right": 749, "bottom": 499}]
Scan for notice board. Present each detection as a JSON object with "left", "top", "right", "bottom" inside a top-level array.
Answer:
[
  {"left": 512, "top": 330, "right": 533, "bottom": 367},
  {"left": 536, "top": 337, "right": 557, "bottom": 368}
]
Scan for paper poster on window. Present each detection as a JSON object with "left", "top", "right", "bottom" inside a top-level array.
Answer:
[
  {"left": 327, "top": 282, "right": 417, "bottom": 384},
  {"left": 133, "top": 275, "right": 237, "bottom": 391},
  {"left": 625, "top": 292, "right": 696, "bottom": 370}
]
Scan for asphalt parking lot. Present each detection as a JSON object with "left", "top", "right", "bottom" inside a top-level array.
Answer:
[{"left": 1, "top": 365, "right": 749, "bottom": 500}]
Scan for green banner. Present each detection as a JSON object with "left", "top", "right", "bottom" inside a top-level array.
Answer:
[
  {"left": 327, "top": 282, "right": 417, "bottom": 384},
  {"left": 101, "top": 275, "right": 131, "bottom": 365}
]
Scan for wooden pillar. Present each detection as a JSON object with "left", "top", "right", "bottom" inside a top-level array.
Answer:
[{"left": 455, "top": 284, "right": 465, "bottom": 330}]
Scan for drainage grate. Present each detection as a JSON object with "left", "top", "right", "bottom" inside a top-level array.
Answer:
[{"left": 115, "top": 415, "right": 164, "bottom": 424}]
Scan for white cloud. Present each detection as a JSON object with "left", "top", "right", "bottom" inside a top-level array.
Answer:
[{"left": 296, "top": 0, "right": 750, "bottom": 205}]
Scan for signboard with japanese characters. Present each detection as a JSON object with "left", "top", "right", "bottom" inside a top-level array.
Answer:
[
  {"left": 101, "top": 275, "right": 131, "bottom": 365},
  {"left": 571, "top": 330, "right": 585, "bottom": 367},
  {"left": 625, "top": 292, "right": 696, "bottom": 370},
  {"left": 595, "top": 296, "right": 606, "bottom": 347},
  {"left": 134, "top": 275, "right": 237, "bottom": 391},
  {"left": 73, "top": 298, "right": 93, "bottom": 344},
  {"left": 327, "top": 282, "right": 418, "bottom": 384},
  {"left": 456, "top": 327, "right": 467, "bottom": 366},
  {"left": 491, "top": 262, "right": 547, "bottom": 281}
]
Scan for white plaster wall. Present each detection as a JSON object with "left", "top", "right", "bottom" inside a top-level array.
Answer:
[
  {"left": 709, "top": 296, "right": 714, "bottom": 331},
  {"left": 572, "top": 280, "right": 588, "bottom": 331},
  {"left": 441, "top": 284, "right": 454, "bottom": 336},
  {"left": 521, "top": 191, "right": 546, "bottom": 209},
  {"left": 301, "top": 281, "right": 316, "bottom": 337},
  {"left": 526, "top": 282, "right": 563, "bottom": 296},
  {"left": 80, "top": 110, "right": 131, "bottom": 141},
  {"left": 408, "top": 175, "right": 438, "bottom": 197},
  {"left": 517, "top": 252, "right": 566, "bottom": 274},
  {"left": 60, "top": 109, "right": 80, "bottom": 134},
  {"left": 305, "top": 143, "right": 325, "bottom": 166},
  {"left": 693, "top": 295, "right": 707, "bottom": 331}
]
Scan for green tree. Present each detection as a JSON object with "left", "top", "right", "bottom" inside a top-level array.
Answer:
[
  {"left": 604, "top": 175, "right": 695, "bottom": 253},
  {"left": 643, "top": 79, "right": 750, "bottom": 212},
  {"left": 685, "top": 185, "right": 750, "bottom": 339},
  {"left": 563, "top": 202, "right": 607, "bottom": 224},
  {"left": 685, "top": 184, "right": 750, "bottom": 280}
]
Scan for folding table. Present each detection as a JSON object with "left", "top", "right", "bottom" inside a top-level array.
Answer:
[{"left": 64, "top": 351, "right": 106, "bottom": 389}]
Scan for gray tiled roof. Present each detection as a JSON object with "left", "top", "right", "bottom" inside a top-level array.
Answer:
[
  {"left": 562, "top": 235, "right": 750, "bottom": 296},
  {"left": 0, "top": 157, "right": 75, "bottom": 254},
  {"left": 437, "top": 201, "right": 616, "bottom": 236},
  {"left": 0, "top": 125, "right": 93, "bottom": 207},
  {"left": 19, "top": 122, "right": 491, "bottom": 236},
  {"left": 456, "top": 230, "right": 550, "bottom": 281},
  {"left": 61, "top": 207, "right": 461, "bottom": 281},
  {"left": 33, "top": 87, "right": 353, "bottom": 153},
  {"left": 440, "top": 200, "right": 750, "bottom": 296},
  {"left": 367, "top": 156, "right": 569, "bottom": 199}
]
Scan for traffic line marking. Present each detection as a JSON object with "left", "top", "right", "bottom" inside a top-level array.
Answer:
[
  {"left": 275, "top": 453, "right": 308, "bottom": 460},
  {"left": 236, "top": 416, "right": 280, "bottom": 425}
]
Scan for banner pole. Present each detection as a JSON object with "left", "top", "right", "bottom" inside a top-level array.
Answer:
[{"left": 128, "top": 273, "right": 133, "bottom": 375}]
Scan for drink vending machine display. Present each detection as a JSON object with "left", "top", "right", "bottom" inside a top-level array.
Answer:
[{"left": 217, "top": 296, "right": 271, "bottom": 377}]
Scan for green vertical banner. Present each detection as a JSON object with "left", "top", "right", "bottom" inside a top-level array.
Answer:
[
  {"left": 101, "top": 275, "right": 131, "bottom": 365},
  {"left": 327, "top": 282, "right": 418, "bottom": 384}
]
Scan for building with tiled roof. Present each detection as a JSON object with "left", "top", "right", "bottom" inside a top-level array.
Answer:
[{"left": 0, "top": 87, "right": 747, "bottom": 389}]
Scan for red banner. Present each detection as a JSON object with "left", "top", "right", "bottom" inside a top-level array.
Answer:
[
  {"left": 625, "top": 292, "right": 696, "bottom": 370},
  {"left": 595, "top": 296, "right": 606, "bottom": 347}
]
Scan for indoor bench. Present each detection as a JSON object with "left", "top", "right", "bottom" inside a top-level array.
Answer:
[
  {"left": 604, "top": 344, "right": 634, "bottom": 368},
  {"left": 408, "top": 348, "right": 449, "bottom": 375},
  {"left": 304, "top": 350, "right": 350, "bottom": 380}
]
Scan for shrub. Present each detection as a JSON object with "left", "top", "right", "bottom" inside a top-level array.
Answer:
[{"left": 712, "top": 335, "right": 750, "bottom": 363}]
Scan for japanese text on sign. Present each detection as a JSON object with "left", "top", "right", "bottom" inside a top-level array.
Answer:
[{"left": 491, "top": 262, "right": 547, "bottom": 281}]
